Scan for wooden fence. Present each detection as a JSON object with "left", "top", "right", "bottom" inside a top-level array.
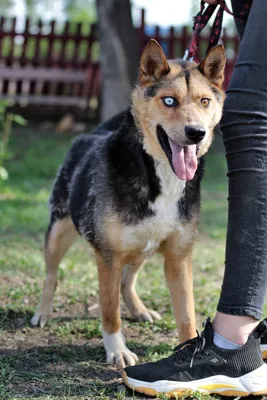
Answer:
[
  {"left": 0, "top": 17, "right": 100, "bottom": 120},
  {"left": 0, "top": 9, "right": 239, "bottom": 120}
]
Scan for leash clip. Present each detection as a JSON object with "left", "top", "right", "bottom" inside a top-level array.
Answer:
[
  {"left": 183, "top": 48, "right": 189, "bottom": 61},
  {"left": 183, "top": 48, "right": 194, "bottom": 62}
]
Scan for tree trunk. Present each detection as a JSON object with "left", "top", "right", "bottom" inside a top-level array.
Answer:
[{"left": 96, "top": 0, "right": 139, "bottom": 121}]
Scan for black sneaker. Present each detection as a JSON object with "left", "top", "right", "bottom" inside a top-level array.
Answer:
[
  {"left": 123, "top": 318, "right": 267, "bottom": 398},
  {"left": 261, "top": 329, "right": 267, "bottom": 360}
]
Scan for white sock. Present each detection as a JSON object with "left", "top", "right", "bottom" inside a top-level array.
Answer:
[{"left": 213, "top": 332, "right": 241, "bottom": 350}]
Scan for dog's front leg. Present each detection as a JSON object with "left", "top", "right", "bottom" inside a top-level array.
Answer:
[
  {"left": 163, "top": 236, "right": 196, "bottom": 342},
  {"left": 96, "top": 252, "right": 138, "bottom": 369}
]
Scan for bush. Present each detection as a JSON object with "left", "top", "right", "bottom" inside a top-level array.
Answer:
[{"left": 0, "top": 102, "right": 27, "bottom": 180}]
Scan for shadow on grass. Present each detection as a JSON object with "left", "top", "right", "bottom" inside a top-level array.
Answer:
[
  {"left": 0, "top": 309, "right": 34, "bottom": 330},
  {"left": 1, "top": 343, "right": 114, "bottom": 398},
  {"left": 0, "top": 341, "right": 155, "bottom": 399}
]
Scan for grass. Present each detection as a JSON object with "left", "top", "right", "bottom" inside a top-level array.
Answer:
[{"left": 0, "top": 126, "right": 266, "bottom": 400}]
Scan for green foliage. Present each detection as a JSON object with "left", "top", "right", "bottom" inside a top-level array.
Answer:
[
  {"left": 64, "top": 0, "right": 96, "bottom": 25},
  {"left": 0, "top": 102, "right": 27, "bottom": 181}
]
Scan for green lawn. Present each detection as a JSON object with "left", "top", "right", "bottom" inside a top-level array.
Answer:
[{"left": 0, "top": 126, "right": 266, "bottom": 400}]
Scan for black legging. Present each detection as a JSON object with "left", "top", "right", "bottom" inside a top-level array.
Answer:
[{"left": 218, "top": 0, "right": 267, "bottom": 319}]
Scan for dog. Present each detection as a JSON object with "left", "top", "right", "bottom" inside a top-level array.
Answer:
[{"left": 31, "top": 39, "right": 226, "bottom": 369}]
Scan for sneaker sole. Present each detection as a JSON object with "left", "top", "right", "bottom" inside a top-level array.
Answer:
[
  {"left": 261, "top": 344, "right": 267, "bottom": 360},
  {"left": 122, "top": 364, "right": 267, "bottom": 398}
]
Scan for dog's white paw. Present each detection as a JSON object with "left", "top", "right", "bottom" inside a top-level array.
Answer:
[
  {"left": 134, "top": 309, "right": 162, "bottom": 323},
  {"left": 103, "top": 330, "right": 138, "bottom": 369},
  {"left": 30, "top": 309, "right": 51, "bottom": 328}
]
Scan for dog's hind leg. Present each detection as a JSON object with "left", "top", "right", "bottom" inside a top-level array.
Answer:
[
  {"left": 96, "top": 252, "right": 138, "bottom": 368},
  {"left": 31, "top": 216, "right": 77, "bottom": 328},
  {"left": 121, "top": 261, "right": 161, "bottom": 323}
]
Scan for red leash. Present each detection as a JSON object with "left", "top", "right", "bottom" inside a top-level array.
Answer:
[{"left": 183, "top": 0, "right": 253, "bottom": 61}]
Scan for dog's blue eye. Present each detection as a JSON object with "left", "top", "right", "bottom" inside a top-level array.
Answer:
[{"left": 162, "top": 97, "right": 177, "bottom": 107}]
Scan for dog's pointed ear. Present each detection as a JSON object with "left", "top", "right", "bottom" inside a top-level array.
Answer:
[
  {"left": 139, "top": 39, "right": 170, "bottom": 85},
  {"left": 199, "top": 45, "right": 226, "bottom": 88}
]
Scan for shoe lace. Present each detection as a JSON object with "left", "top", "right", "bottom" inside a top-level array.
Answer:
[{"left": 174, "top": 331, "right": 207, "bottom": 368}]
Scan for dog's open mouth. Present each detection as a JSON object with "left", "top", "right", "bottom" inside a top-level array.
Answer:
[{"left": 157, "top": 124, "right": 198, "bottom": 181}]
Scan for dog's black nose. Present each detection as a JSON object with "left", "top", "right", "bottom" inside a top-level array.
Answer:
[{"left": 185, "top": 126, "right": 206, "bottom": 144}]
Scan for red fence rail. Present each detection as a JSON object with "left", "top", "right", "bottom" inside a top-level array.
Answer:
[
  {"left": 0, "top": 17, "right": 99, "bottom": 67},
  {"left": 0, "top": 16, "right": 101, "bottom": 119},
  {"left": 0, "top": 9, "right": 239, "bottom": 120}
]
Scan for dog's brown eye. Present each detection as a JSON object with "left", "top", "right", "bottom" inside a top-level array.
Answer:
[{"left": 201, "top": 98, "right": 210, "bottom": 108}]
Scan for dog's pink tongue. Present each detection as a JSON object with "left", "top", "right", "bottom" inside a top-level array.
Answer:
[{"left": 169, "top": 139, "right": 197, "bottom": 181}]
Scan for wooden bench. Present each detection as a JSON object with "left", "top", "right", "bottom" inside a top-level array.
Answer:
[{"left": 0, "top": 64, "right": 100, "bottom": 109}]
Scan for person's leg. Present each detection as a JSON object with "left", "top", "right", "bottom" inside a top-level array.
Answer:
[{"left": 214, "top": 0, "right": 267, "bottom": 345}]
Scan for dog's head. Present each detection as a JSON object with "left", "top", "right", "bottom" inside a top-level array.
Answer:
[{"left": 131, "top": 39, "right": 226, "bottom": 181}]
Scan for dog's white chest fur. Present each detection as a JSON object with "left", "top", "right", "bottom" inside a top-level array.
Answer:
[{"left": 121, "top": 162, "right": 186, "bottom": 255}]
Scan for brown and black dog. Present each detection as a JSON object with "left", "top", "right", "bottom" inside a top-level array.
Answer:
[{"left": 31, "top": 40, "right": 225, "bottom": 368}]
